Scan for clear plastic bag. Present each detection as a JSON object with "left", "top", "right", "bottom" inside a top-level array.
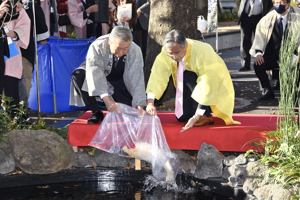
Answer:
[{"left": 89, "top": 103, "right": 180, "bottom": 182}]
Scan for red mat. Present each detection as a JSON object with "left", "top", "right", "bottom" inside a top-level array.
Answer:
[{"left": 67, "top": 111, "right": 278, "bottom": 152}]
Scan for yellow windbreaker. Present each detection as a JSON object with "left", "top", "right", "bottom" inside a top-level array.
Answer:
[{"left": 146, "top": 39, "right": 240, "bottom": 125}]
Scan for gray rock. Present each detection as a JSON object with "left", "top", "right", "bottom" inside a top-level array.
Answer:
[
  {"left": 235, "top": 154, "right": 247, "bottom": 165},
  {"left": 243, "top": 178, "right": 263, "bottom": 195},
  {"left": 254, "top": 184, "right": 292, "bottom": 200},
  {"left": 194, "top": 142, "right": 225, "bottom": 179},
  {"left": 0, "top": 150, "right": 15, "bottom": 174},
  {"left": 229, "top": 175, "right": 244, "bottom": 187},
  {"left": 246, "top": 160, "right": 269, "bottom": 178},
  {"left": 73, "top": 152, "right": 94, "bottom": 168},
  {"left": 5, "top": 129, "right": 75, "bottom": 174},
  {"left": 228, "top": 164, "right": 246, "bottom": 178},
  {"left": 223, "top": 155, "right": 236, "bottom": 166},
  {"left": 253, "top": 185, "right": 271, "bottom": 199},
  {"left": 222, "top": 166, "right": 230, "bottom": 180},
  {"left": 171, "top": 150, "right": 196, "bottom": 174},
  {"left": 94, "top": 149, "right": 129, "bottom": 168}
]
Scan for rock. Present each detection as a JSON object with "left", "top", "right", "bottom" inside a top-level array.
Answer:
[
  {"left": 5, "top": 129, "right": 75, "bottom": 174},
  {"left": 228, "top": 176, "right": 244, "bottom": 187},
  {"left": 243, "top": 178, "right": 262, "bottom": 195},
  {"left": 245, "top": 160, "right": 269, "bottom": 178},
  {"left": 194, "top": 142, "right": 225, "bottom": 179},
  {"left": 222, "top": 166, "right": 230, "bottom": 180},
  {"left": 254, "top": 184, "right": 292, "bottom": 200},
  {"left": 223, "top": 155, "right": 236, "bottom": 166},
  {"left": 235, "top": 154, "right": 247, "bottom": 165},
  {"left": 228, "top": 164, "right": 246, "bottom": 178},
  {"left": 0, "top": 150, "right": 15, "bottom": 174},
  {"left": 171, "top": 150, "right": 196, "bottom": 174},
  {"left": 73, "top": 152, "right": 94, "bottom": 168},
  {"left": 94, "top": 149, "right": 129, "bottom": 168}
]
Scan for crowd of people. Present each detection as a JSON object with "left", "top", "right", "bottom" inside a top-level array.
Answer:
[{"left": 1, "top": 0, "right": 300, "bottom": 131}]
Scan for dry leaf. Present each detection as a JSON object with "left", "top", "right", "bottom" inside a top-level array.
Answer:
[
  {"left": 38, "top": 185, "right": 50, "bottom": 189},
  {"left": 92, "top": 162, "right": 97, "bottom": 169}
]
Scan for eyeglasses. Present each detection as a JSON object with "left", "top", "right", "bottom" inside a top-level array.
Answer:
[
  {"left": 274, "top": 1, "right": 287, "bottom": 5},
  {"left": 167, "top": 50, "right": 183, "bottom": 58}
]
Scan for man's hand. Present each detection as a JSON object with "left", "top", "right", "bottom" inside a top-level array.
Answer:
[
  {"left": 16, "top": 1, "right": 23, "bottom": 12},
  {"left": 180, "top": 116, "right": 197, "bottom": 133},
  {"left": 253, "top": 55, "right": 264, "bottom": 66},
  {"left": 146, "top": 99, "right": 157, "bottom": 115},
  {"left": 137, "top": 106, "right": 144, "bottom": 115},
  {"left": 103, "top": 96, "right": 118, "bottom": 112},
  {"left": 137, "top": 9, "right": 141, "bottom": 18},
  {"left": 86, "top": 5, "right": 98, "bottom": 14},
  {"left": 0, "top": 1, "right": 9, "bottom": 19},
  {"left": 6, "top": 30, "right": 15, "bottom": 38}
]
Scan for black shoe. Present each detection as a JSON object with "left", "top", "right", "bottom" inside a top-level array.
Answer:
[
  {"left": 87, "top": 111, "right": 104, "bottom": 124},
  {"left": 258, "top": 88, "right": 275, "bottom": 101},
  {"left": 239, "top": 67, "right": 251, "bottom": 71},
  {"left": 272, "top": 79, "right": 280, "bottom": 90}
]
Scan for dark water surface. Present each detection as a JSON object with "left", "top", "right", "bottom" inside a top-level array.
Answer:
[{"left": 0, "top": 169, "right": 247, "bottom": 200}]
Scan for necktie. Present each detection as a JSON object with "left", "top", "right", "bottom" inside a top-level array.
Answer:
[
  {"left": 175, "top": 61, "right": 184, "bottom": 118},
  {"left": 278, "top": 17, "right": 283, "bottom": 38},
  {"left": 248, "top": 0, "right": 255, "bottom": 16}
]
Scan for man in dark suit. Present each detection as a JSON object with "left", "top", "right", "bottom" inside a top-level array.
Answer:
[
  {"left": 250, "top": 0, "right": 300, "bottom": 100},
  {"left": 238, "top": 0, "right": 273, "bottom": 71},
  {"left": 133, "top": 0, "right": 150, "bottom": 61}
]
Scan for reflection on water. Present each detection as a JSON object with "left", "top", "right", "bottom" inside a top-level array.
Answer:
[{"left": 0, "top": 172, "right": 237, "bottom": 200}]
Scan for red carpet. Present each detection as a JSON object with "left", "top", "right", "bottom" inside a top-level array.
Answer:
[{"left": 68, "top": 111, "right": 278, "bottom": 152}]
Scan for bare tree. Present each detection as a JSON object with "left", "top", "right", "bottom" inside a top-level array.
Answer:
[{"left": 144, "top": 0, "right": 201, "bottom": 103}]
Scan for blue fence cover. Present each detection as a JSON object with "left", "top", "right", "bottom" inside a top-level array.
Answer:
[{"left": 29, "top": 37, "right": 95, "bottom": 113}]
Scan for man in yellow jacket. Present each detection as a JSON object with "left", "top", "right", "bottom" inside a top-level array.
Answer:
[{"left": 146, "top": 29, "right": 240, "bottom": 132}]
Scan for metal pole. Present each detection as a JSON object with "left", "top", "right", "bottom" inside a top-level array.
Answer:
[
  {"left": 216, "top": 5, "right": 218, "bottom": 53},
  {"left": 32, "top": 0, "right": 41, "bottom": 114}
]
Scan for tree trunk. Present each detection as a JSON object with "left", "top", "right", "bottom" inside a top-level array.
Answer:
[{"left": 144, "top": 0, "right": 199, "bottom": 104}]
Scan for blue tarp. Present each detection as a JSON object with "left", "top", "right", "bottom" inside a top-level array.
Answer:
[{"left": 29, "top": 37, "right": 95, "bottom": 113}]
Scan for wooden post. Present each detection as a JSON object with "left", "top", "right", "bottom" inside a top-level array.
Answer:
[{"left": 135, "top": 158, "right": 141, "bottom": 170}]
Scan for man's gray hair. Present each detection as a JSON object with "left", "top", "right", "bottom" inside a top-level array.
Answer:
[
  {"left": 109, "top": 26, "right": 133, "bottom": 43},
  {"left": 163, "top": 29, "right": 186, "bottom": 49}
]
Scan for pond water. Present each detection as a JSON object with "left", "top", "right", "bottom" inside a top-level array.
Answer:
[{"left": 0, "top": 169, "right": 246, "bottom": 200}]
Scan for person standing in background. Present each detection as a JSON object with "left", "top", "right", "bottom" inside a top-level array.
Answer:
[
  {"left": 238, "top": 0, "right": 273, "bottom": 71},
  {"left": 19, "top": 0, "right": 49, "bottom": 117},
  {"left": 40, "top": 0, "right": 59, "bottom": 36},
  {"left": 112, "top": 0, "right": 137, "bottom": 30},
  {"left": 68, "top": 0, "right": 102, "bottom": 38},
  {"left": 133, "top": 0, "right": 150, "bottom": 61},
  {"left": 56, "top": 0, "right": 68, "bottom": 37}
]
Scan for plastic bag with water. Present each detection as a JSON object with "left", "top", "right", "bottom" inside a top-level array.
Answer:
[{"left": 89, "top": 103, "right": 180, "bottom": 182}]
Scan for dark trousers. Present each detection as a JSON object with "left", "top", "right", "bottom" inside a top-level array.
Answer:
[
  {"left": 177, "top": 70, "right": 211, "bottom": 122},
  {"left": 133, "top": 20, "right": 148, "bottom": 61},
  {"left": 0, "top": 40, "right": 4, "bottom": 95},
  {"left": 254, "top": 56, "right": 279, "bottom": 90},
  {"left": 240, "top": 13, "right": 262, "bottom": 69},
  {"left": 3, "top": 75, "right": 20, "bottom": 114},
  {"left": 71, "top": 68, "right": 132, "bottom": 112}
]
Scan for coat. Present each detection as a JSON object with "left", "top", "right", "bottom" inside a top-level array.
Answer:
[
  {"left": 4, "top": 9, "right": 30, "bottom": 79},
  {"left": 70, "top": 34, "right": 146, "bottom": 107},
  {"left": 249, "top": 7, "right": 300, "bottom": 57},
  {"left": 146, "top": 39, "right": 240, "bottom": 125},
  {"left": 68, "top": 0, "right": 87, "bottom": 38}
]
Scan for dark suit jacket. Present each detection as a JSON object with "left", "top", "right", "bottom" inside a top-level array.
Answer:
[
  {"left": 238, "top": 0, "right": 273, "bottom": 24},
  {"left": 136, "top": 0, "right": 150, "bottom": 30}
]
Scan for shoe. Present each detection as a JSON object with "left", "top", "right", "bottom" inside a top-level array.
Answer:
[
  {"left": 272, "top": 79, "right": 280, "bottom": 90},
  {"left": 194, "top": 115, "right": 214, "bottom": 127},
  {"left": 239, "top": 67, "right": 251, "bottom": 71},
  {"left": 258, "top": 88, "right": 275, "bottom": 101},
  {"left": 87, "top": 111, "right": 104, "bottom": 124}
]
